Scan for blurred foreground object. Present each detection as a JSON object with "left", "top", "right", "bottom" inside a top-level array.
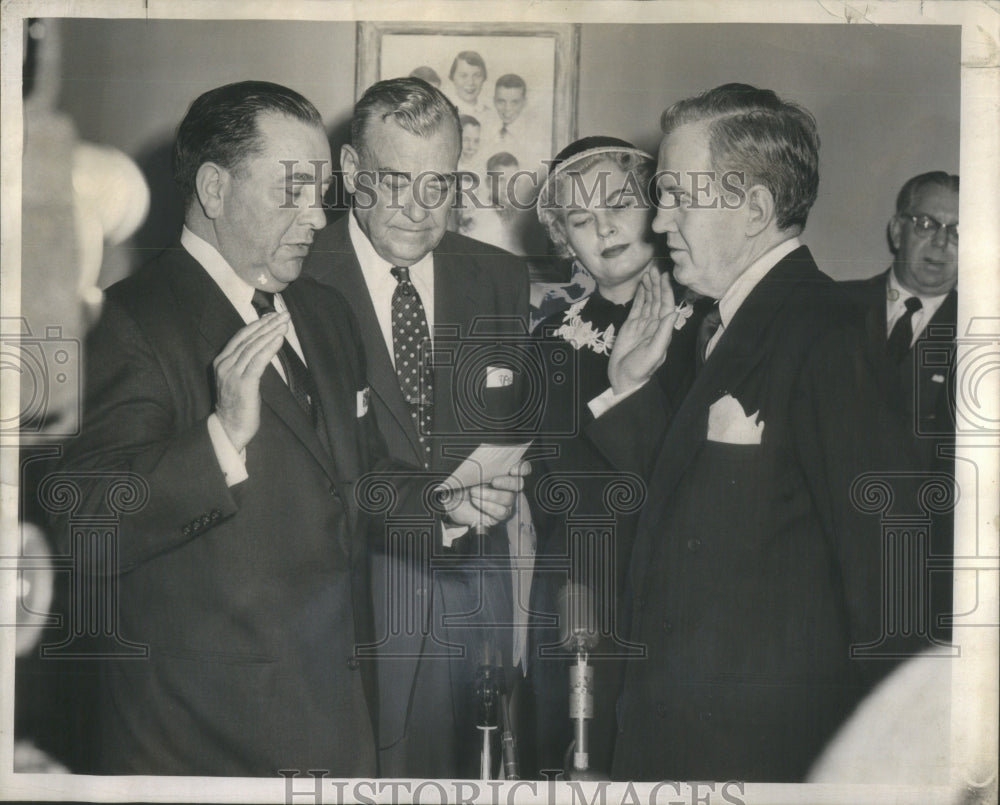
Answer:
[{"left": 809, "top": 648, "right": 995, "bottom": 803}]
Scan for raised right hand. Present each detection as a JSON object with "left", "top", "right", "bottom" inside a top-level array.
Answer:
[
  {"left": 213, "top": 312, "right": 288, "bottom": 452},
  {"left": 608, "top": 266, "right": 683, "bottom": 394}
]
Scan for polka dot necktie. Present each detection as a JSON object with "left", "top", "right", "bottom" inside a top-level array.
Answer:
[
  {"left": 887, "top": 296, "right": 922, "bottom": 364},
  {"left": 390, "top": 266, "right": 434, "bottom": 468}
]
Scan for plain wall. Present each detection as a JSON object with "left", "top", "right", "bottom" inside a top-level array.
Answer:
[
  {"left": 55, "top": 19, "right": 960, "bottom": 284},
  {"left": 575, "top": 24, "right": 960, "bottom": 281}
]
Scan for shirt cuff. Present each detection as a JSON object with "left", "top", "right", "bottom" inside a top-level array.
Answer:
[
  {"left": 442, "top": 522, "right": 470, "bottom": 548},
  {"left": 207, "top": 413, "right": 248, "bottom": 487},
  {"left": 587, "top": 382, "right": 647, "bottom": 419}
]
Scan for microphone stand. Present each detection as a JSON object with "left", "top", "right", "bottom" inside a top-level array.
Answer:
[
  {"left": 476, "top": 662, "right": 499, "bottom": 780},
  {"left": 566, "top": 644, "right": 607, "bottom": 779},
  {"left": 560, "top": 583, "right": 609, "bottom": 781},
  {"left": 500, "top": 689, "right": 519, "bottom": 780}
]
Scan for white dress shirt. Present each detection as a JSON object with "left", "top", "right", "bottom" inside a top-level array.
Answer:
[
  {"left": 182, "top": 226, "right": 307, "bottom": 486},
  {"left": 704, "top": 236, "right": 803, "bottom": 359},
  {"left": 348, "top": 210, "right": 435, "bottom": 367},
  {"left": 885, "top": 269, "right": 949, "bottom": 347}
]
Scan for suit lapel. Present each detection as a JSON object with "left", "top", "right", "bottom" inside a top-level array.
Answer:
[
  {"left": 282, "top": 289, "right": 356, "bottom": 477},
  {"left": 865, "top": 271, "right": 890, "bottom": 344},
  {"left": 648, "top": 251, "right": 813, "bottom": 498},
  {"left": 431, "top": 248, "right": 488, "bottom": 456},
  {"left": 166, "top": 246, "right": 341, "bottom": 485},
  {"left": 322, "top": 218, "right": 424, "bottom": 463},
  {"left": 926, "top": 288, "right": 957, "bottom": 336}
]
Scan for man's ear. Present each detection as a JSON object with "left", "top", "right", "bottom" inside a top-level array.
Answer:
[
  {"left": 888, "top": 216, "right": 902, "bottom": 254},
  {"left": 744, "top": 183, "right": 775, "bottom": 237},
  {"left": 340, "top": 144, "right": 361, "bottom": 194},
  {"left": 194, "top": 162, "right": 228, "bottom": 220}
]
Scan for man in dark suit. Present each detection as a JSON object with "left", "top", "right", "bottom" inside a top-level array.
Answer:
[
  {"left": 583, "top": 84, "right": 919, "bottom": 781},
  {"left": 841, "top": 171, "right": 958, "bottom": 472},
  {"left": 56, "top": 81, "right": 520, "bottom": 777},
  {"left": 303, "top": 77, "right": 530, "bottom": 778},
  {"left": 841, "top": 171, "right": 959, "bottom": 646}
]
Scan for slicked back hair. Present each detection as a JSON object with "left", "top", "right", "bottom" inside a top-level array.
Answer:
[
  {"left": 351, "top": 77, "right": 462, "bottom": 162},
  {"left": 895, "top": 171, "right": 959, "bottom": 214},
  {"left": 173, "top": 80, "right": 323, "bottom": 206},
  {"left": 660, "top": 83, "right": 820, "bottom": 231}
]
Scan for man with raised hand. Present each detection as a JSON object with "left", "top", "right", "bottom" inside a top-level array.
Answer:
[{"left": 586, "top": 83, "right": 918, "bottom": 781}]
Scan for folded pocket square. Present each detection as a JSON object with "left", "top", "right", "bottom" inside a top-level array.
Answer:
[
  {"left": 356, "top": 387, "right": 370, "bottom": 418},
  {"left": 485, "top": 366, "right": 514, "bottom": 388},
  {"left": 707, "top": 394, "right": 764, "bottom": 444}
]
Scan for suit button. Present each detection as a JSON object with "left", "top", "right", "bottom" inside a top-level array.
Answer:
[
  {"left": 661, "top": 620, "right": 673, "bottom": 633},
  {"left": 347, "top": 656, "right": 360, "bottom": 670},
  {"left": 210, "top": 509, "right": 221, "bottom": 521},
  {"left": 657, "top": 703, "right": 668, "bottom": 717},
  {"left": 700, "top": 711, "right": 712, "bottom": 721},
  {"left": 201, "top": 514, "right": 211, "bottom": 526},
  {"left": 686, "top": 538, "right": 702, "bottom": 553},
  {"left": 182, "top": 524, "right": 192, "bottom": 536},
  {"left": 329, "top": 485, "right": 338, "bottom": 498}
]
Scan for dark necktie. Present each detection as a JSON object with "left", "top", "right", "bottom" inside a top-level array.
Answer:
[
  {"left": 390, "top": 266, "right": 434, "bottom": 468},
  {"left": 887, "top": 296, "right": 922, "bottom": 364},
  {"left": 500, "top": 124, "right": 508, "bottom": 139},
  {"left": 250, "top": 290, "right": 320, "bottom": 425},
  {"left": 696, "top": 304, "right": 723, "bottom": 368}
]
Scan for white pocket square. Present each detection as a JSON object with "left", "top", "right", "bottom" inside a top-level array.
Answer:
[
  {"left": 356, "top": 387, "right": 370, "bottom": 418},
  {"left": 707, "top": 394, "right": 764, "bottom": 445},
  {"left": 485, "top": 366, "right": 514, "bottom": 388}
]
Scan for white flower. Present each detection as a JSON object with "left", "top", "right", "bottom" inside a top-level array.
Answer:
[
  {"left": 554, "top": 302, "right": 617, "bottom": 355},
  {"left": 673, "top": 301, "right": 695, "bottom": 330}
]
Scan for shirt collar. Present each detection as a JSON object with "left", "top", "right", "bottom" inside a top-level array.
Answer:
[
  {"left": 886, "top": 268, "right": 949, "bottom": 311},
  {"left": 499, "top": 117, "right": 524, "bottom": 135},
  {"left": 717, "top": 236, "right": 802, "bottom": 329},
  {"left": 181, "top": 226, "right": 257, "bottom": 314},
  {"left": 348, "top": 208, "right": 434, "bottom": 278}
]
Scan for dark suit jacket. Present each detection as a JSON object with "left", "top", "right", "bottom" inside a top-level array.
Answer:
[
  {"left": 840, "top": 269, "right": 957, "bottom": 472},
  {"left": 304, "top": 215, "right": 530, "bottom": 472},
  {"left": 303, "top": 214, "right": 530, "bottom": 778},
  {"left": 586, "top": 247, "right": 920, "bottom": 781},
  {"left": 58, "top": 245, "right": 394, "bottom": 776},
  {"left": 840, "top": 269, "right": 957, "bottom": 645}
]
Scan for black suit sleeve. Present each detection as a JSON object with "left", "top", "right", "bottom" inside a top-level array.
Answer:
[
  {"left": 584, "top": 380, "right": 673, "bottom": 479},
  {"left": 56, "top": 297, "right": 239, "bottom": 571}
]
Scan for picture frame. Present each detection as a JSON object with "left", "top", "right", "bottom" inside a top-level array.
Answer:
[{"left": 356, "top": 21, "right": 580, "bottom": 164}]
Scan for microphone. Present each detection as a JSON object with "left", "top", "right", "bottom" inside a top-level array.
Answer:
[
  {"left": 500, "top": 690, "right": 519, "bottom": 780},
  {"left": 558, "top": 582, "right": 600, "bottom": 653},
  {"left": 557, "top": 583, "right": 607, "bottom": 779},
  {"left": 475, "top": 640, "right": 501, "bottom": 779}
]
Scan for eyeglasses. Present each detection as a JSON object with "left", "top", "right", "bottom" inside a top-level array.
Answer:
[{"left": 901, "top": 213, "right": 958, "bottom": 244}]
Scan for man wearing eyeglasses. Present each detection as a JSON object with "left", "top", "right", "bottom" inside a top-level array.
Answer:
[
  {"left": 843, "top": 171, "right": 959, "bottom": 472},
  {"left": 842, "top": 171, "right": 958, "bottom": 648}
]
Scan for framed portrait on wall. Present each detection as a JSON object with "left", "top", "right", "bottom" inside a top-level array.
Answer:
[
  {"left": 356, "top": 22, "right": 580, "bottom": 272},
  {"left": 356, "top": 21, "right": 579, "bottom": 165}
]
